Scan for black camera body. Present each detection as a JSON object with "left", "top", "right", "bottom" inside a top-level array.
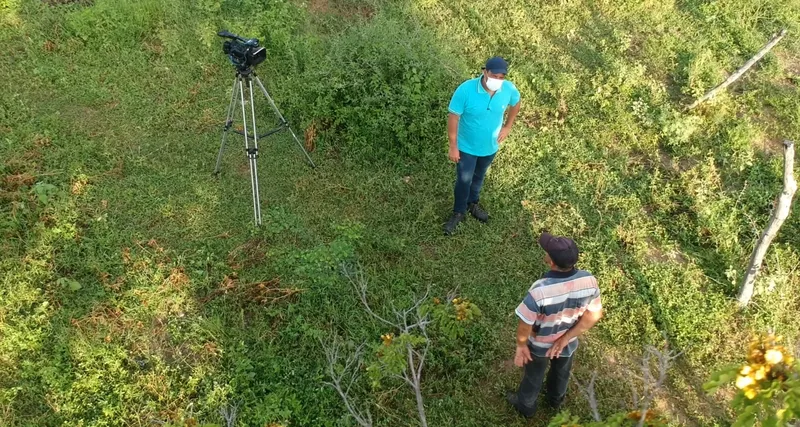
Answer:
[{"left": 218, "top": 30, "right": 266, "bottom": 71}]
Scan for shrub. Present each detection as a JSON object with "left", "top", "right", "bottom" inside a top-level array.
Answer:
[
  {"left": 284, "top": 13, "right": 466, "bottom": 162},
  {"left": 705, "top": 333, "right": 800, "bottom": 426}
]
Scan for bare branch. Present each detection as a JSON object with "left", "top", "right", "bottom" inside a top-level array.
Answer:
[
  {"left": 394, "top": 372, "right": 415, "bottom": 387},
  {"left": 342, "top": 263, "right": 397, "bottom": 328},
  {"left": 416, "top": 337, "right": 429, "bottom": 380},
  {"left": 572, "top": 372, "right": 601, "bottom": 422},
  {"left": 445, "top": 285, "right": 461, "bottom": 303},
  {"left": 337, "top": 265, "right": 432, "bottom": 427},
  {"left": 320, "top": 337, "right": 373, "bottom": 427},
  {"left": 406, "top": 343, "right": 428, "bottom": 427},
  {"left": 409, "top": 287, "right": 431, "bottom": 313},
  {"left": 397, "top": 286, "right": 431, "bottom": 334},
  {"left": 739, "top": 140, "right": 797, "bottom": 306},
  {"left": 634, "top": 339, "right": 681, "bottom": 427},
  {"left": 687, "top": 29, "right": 787, "bottom": 110},
  {"left": 219, "top": 402, "right": 238, "bottom": 427}
]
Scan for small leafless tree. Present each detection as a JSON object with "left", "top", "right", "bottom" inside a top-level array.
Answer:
[
  {"left": 572, "top": 371, "right": 601, "bottom": 422},
  {"left": 573, "top": 337, "right": 681, "bottom": 426},
  {"left": 219, "top": 402, "right": 238, "bottom": 427},
  {"left": 321, "top": 264, "right": 432, "bottom": 427},
  {"left": 321, "top": 337, "right": 373, "bottom": 427}
]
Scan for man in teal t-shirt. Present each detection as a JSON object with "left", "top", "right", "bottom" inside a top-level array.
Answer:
[{"left": 444, "top": 56, "right": 521, "bottom": 235}]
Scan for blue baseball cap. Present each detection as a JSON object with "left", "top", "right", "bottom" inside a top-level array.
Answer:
[{"left": 484, "top": 56, "right": 508, "bottom": 74}]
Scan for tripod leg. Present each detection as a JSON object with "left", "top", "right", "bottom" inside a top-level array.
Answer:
[
  {"left": 237, "top": 77, "right": 260, "bottom": 226},
  {"left": 253, "top": 75, "right": 316, "bottom": 168},
  {"left": 215, "top": 76, "right": 240, "bottom": 174},
  {"left": 247, "top": 78, "right": 262, "bottom": 226}
]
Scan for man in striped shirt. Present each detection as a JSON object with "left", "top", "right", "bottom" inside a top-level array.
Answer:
[{"left": 507, "top": 232, "right": 603, "bottom": 418}]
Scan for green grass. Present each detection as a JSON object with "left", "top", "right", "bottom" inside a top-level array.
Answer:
[{"left": 1, "top": 0, "right": 800, "bottom": 425}]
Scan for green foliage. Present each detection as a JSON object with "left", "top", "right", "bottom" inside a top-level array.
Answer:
[
  {"left": 704, "top": 334, "right": 800, "bottom": 426},
  {"left": 365, "top": 296, "right": 481, "bottom": 389},
  {"left": 66, "top": 0, "right": 168, "bottom": 48},
  {"left": 285, "top": 13, "right": 465, "bottom": 161},
  {"left": 424, "top": 297, "right": 482, "bottom": 341},
  {"left": 2, "top": 0, "right": 800, "bottom": 425},
  {"left": 675, "top": 49, "right": 721, "bottom": 100},
  {"left": 366, "top": 332, "right": 426, "bottom": 388}
]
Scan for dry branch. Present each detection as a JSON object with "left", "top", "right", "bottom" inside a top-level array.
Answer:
[
  {"left": 575, "top": 336, "right": 680, "bottom": 426},
  {"left": 634, "top": 343, "right": 681, "bottom": 427},
  {"left": 219, "top": 403, "right": 238, "bottom": 427},
  {"left": 572, "top": 372, "right": 601, "bottom": 422},
  {"left": 338, "top": 263, "right": 431, "bottom": 427},
  {"left": 687, "top": 29, "right": 787, "bottom": 110},
  {"left": 200, "top": 276, "right": 302, "bottom": 305},
  {"left": 321, "top": 337, "right": 373, "bottom": 427},
  {"left": 738, "top": 140, "right": 797, "bottom": 306}
]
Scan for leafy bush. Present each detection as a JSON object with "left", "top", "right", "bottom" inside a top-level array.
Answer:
[
  {"left": 705, "top": 333, "right": 800, "bottom": 426},
  {"left": 285, "top": 13, "right": 466, "bottom": 162}
]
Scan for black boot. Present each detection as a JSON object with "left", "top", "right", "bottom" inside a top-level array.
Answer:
[
  {"left": 443, "top": 212, "right": 465, "bottom": 235},
  {"left": 506, "top": 392, "right": 535, "bottom": 419},
  {"left": 468, "top": 203, "right": 488, "bottom": 223}
]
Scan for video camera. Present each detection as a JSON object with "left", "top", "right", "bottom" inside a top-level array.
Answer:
[{"left": 218, "top": 30, "right": 266, "bottom": 71}]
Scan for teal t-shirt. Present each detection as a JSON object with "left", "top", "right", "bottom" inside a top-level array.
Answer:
[{"left": 448, "top": 76, "right": 521, "bottom": 157}]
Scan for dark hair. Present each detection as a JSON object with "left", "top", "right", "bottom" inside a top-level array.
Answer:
[{"left": 552, "top": 259, "right": 575, "bottom": 270}]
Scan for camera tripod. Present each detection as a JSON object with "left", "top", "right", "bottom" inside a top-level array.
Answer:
[{"left": 214, "top": 67, "right": 315, "bottom": 226}]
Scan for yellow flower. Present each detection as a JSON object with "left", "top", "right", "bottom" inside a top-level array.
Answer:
[
  {"left": 739, "top": 365, "right": 752, "bottom": 375},
  {"left": 452, "top": 298, "right": 460, "bottom": 304},
  {"left": 754, "top": 367, "right": 768, "bottom": 381},
  {"left": 765, "top": 349, "right": 784, "bottom": 365},
  {"left": 735, "top": 375, "right": 755, "bottom": 389},
  {"left": 744, "top": 388, "right": 758, "bottom": 400}
]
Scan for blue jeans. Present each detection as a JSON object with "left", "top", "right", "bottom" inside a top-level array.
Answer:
[
  {"left": 453, "top": 151, "right": 496, "bottom": 214},
  {"left": 514, "top": 347, "right": 574, "bottom": 417}
]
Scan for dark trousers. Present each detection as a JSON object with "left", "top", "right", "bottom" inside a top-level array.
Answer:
[
  {"left": 453, "top": 151, "right": 496, "bottom": 214},
  {"left": 515, "top": 348, "right": 574, "bottom": 417}
]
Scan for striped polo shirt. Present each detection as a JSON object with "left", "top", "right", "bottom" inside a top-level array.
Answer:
[{"left": 515, "top": 269, "right": 602, "bottom": 358}]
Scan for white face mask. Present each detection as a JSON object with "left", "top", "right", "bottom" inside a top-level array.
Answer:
[{"left": 485, "top": 75, "right": 503, "bottom": 91}]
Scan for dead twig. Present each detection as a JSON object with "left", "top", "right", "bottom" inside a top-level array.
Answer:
[
  {"left": 321, "top": 337, "right": 373, "bottom": 427},
  {"left": 576, "top": 334, "right": 681, "bottom": 426},
  {"left": 200, "top": 276, "right": 302, "bottom": 305},
  {"left": 572, "top": 372, "right": 601, "bottom": 422},
  {"left": 687, "top": 29, "right": 787, "bottom": 110},
  {"left": 335, "top": 263, "right": 432, "bottom": 427},
  {"left": 219, "top": 402, "right": 238, "bottom": 427}
]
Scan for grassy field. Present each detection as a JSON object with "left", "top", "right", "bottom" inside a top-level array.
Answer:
[{"left": 1, "top": 0, "right": 800, "bottom": 425}]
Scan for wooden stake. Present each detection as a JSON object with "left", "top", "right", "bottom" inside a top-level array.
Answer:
[
  {"left": 687, "top": 29, "right": 787, "bottom": 110},
  {"left": 738, "top": 140, "right": 797, "bottom": 306}
]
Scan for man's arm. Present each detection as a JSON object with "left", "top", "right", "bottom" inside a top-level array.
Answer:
[
  {"left": 447, "top": 113, "right": 460, "bottom": 162},
  {"left": 545, "top": 308, "right": 603, "bottom": 358},
  {"left": 514, "top": 319, "right": 534, "bottom": 367},
  {"left": 497, "top": 101, "right": 521, "bottom": 144},
  {"left": 504, "top": 102, "right": 521, "bottom": 129},
  {"left": 516, "top": 318, "right": 533, "bottom": 346}
]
